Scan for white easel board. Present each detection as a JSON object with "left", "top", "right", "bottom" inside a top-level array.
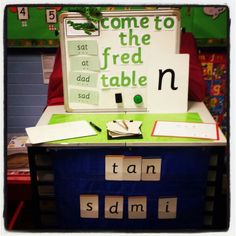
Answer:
[{"left": 59, "top": 9, "right": 181, "bottom": 112}]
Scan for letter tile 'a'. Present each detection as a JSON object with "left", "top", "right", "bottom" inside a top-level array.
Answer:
[
  {"left": 80, "top": 195, "right": 99, "bottom": 218},
  {"left": 123, "top": 156, "right": 142, "bottom": 181},
  {"left": 105, "top": 196, "right": 124, "bottom": 219}
]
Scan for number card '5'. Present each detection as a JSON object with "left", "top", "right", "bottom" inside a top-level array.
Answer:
[{"left": 46, "top": 9, "right": 57, "bottom": 23}]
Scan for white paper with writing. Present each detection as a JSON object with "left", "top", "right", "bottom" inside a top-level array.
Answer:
[{"left": 152, "top": 121, "right": 218, "bottom": 140}]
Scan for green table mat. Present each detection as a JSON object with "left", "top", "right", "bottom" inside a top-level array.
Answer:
[{"left": 48, "top": 112, "right": 211, "bottom": 144}]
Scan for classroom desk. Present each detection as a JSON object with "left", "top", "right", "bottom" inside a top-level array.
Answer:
[{"left": 27, "top": 101, "right": 227, "bottom": 230}]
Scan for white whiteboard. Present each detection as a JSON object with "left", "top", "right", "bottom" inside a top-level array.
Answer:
[{"left": 59, "top": 9, "right": 181, "bottom": 112}]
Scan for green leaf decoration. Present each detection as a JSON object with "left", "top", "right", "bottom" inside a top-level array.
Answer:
[
  {"left": 67, "top": 7, "right": 102, "bottom": 35},
  {"left": 67, "top": 20, "right": 98, "bottom": 35}
]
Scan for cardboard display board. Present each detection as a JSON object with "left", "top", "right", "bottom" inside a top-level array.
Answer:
[{"left": 59, "top": 9, "right": 188, "bottom": 113}]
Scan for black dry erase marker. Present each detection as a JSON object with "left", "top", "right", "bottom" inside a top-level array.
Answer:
[{"left": 89, "top": 122, "right": 102, "bottom": 132}]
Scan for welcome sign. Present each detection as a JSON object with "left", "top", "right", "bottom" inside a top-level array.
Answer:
[{"left": 59, "top": 9, "right": 189, "bottom": 113}]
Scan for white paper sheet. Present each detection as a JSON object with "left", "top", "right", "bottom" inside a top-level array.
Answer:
[
  {"left": 26, "top": 121, "right": 97, "bottom": 144},
  {"left": 106, "top": 120, "right": 142, "bottom": 138},
  {"left": 152, "top": 121, "right": 219, "bottom": 140}
]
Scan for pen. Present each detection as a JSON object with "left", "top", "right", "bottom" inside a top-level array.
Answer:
[{"left": 90, "top": 122, "right": 102, "bottom": 132}]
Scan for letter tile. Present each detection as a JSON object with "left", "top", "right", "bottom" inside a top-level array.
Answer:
[
  {"left": 105, "top": 155, "right": 124, "bottom": 180},
  {"left": 123, "top": 156, "right": 142, "bottom": 181},
  {"left": 141, "top": 158, "right": 162, "bottom": 181},
  {"left": 128, "top": 196, "right": 147, "bottom": 219},
  {"left": 80, "top": 194, "right": 99, "bottom": 218},
  {"left": 105, "top": 196, "right": 124, "bottom": 219},
  {"left": 158, "top": 197, "right": 177, "bottom": 219}
]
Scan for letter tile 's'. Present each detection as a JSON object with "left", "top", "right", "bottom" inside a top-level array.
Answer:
[{"left": 80, "top": 195, "right": 99, "bottom": 218}]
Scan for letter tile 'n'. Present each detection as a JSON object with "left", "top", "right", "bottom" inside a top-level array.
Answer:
[{"left": 141, "top": 158, "right": 162, "bottom": 181}]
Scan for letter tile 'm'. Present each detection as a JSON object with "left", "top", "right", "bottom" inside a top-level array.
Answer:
[
  {"left": 141, "top": 158, "right": 162, "bottom": 181},
  {"left": 80, "top": 195, "right": 99, "bottom": 218},
  {"left": 105, "top": 196, "right": 124, "bottom": 219},
  {"left": 128, "top": 196, "right": 147, "bottom": 219},
  {"left": 158, "top": 197, "right": 177, "bottom": 219},
  {"left": 105, "top": 155, "right": 124, "bottom": 180},
  {"left": 123, "top": 156, "right": 142, "bottom": 181}
]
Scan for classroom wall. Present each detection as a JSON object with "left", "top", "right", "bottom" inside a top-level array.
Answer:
[
  {"left": 7, "top": 52, "right": 48, "bottom": 134},
  {"left": 7, "top": 6, "right": 228, "bottom": 48}
]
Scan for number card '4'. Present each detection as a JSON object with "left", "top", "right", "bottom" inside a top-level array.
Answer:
[{"left": 17, "top": 7, "right": 29, "bottom": 20}]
